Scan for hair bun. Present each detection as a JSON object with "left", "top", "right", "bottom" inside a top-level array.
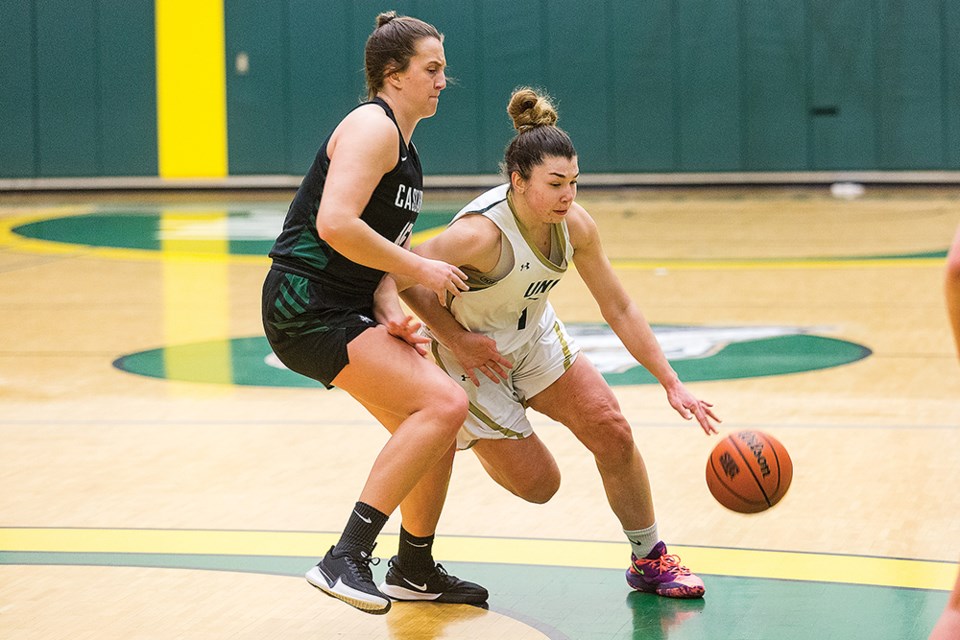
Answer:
[
  {"left": 507, "top": 87, "right": 558, "bottom": 133},
  {"left": 375, "top": 11, "right": 398, "bottom": 28}
]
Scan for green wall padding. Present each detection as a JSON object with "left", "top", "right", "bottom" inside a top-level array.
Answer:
[
  {"left": 225, "top": 1, "right": 289, "bottom": 175},
  {"left": 4, "top": 0, "right": 960, "bottom": 179},
  {"left": 949, "top": 2, "right": 960, "bottom": 168},
  {"left": 29, "top": 0, "right": 156, "bottom": 178},
  {"left": 808, "top": 0, "right": 879, "bottom": 169},
  {"left": 0, "top": 1, "right": 36, "bottom": 177},
  {"left": 35, "top": 0, "right": 100, "bottom": 177},
  {"left": 675, "top": 0, "right": 743, "bottom": 171},
  {"left": 742, "top": 1, "right": 808, "bottom": 170},
  {"left": 100, "top": 1, "right": 156, "bottom": 176}
]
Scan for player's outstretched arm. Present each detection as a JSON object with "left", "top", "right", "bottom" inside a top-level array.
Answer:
[{"left": 567, "top": 204, "right": 719, "bottom": 435}]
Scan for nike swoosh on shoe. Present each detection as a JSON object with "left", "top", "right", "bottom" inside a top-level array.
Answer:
[{"left": 403, "top": 578, "right": 428, "bottom": 591}]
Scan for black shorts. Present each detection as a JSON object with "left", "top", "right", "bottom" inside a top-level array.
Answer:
[{"left": 261, "top": 267, "right": 377, "bottom": 388}]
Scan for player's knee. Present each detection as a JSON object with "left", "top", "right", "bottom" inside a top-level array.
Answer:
[
  {"left": 587, "top": 409, "right": 635, "bottom": 467},
  {"left": 514, "top": 469, "right": 560, "bottom": 504},
  {"left": 431, "top": 380, "right": 469, "bottom": 434}
]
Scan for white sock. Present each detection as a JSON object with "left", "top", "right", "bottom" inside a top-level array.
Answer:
[{"left": 624, "top": 522, "right": 659, "bottom": 558}]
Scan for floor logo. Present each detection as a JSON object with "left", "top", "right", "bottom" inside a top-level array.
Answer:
[
  {"left": 113, "top": 324, "right": 871, "bottom": 387},
  {"left": 9, "top": 209, "right": 873, "bottom": 387}
]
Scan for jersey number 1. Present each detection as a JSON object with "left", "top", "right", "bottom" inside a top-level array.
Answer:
[{"left": 517, "top": 307, "right": 528, "bottom": 330}]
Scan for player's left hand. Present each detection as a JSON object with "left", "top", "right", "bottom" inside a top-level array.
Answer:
[
  {"left": 449, "top": 331, "right": 513, "bottom": 386},
  {"left": 384, "top": 315, "right": 431, "bottom": 357}
]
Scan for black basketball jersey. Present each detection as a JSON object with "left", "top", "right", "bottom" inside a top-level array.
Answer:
[{"left": 269, "top": 97, "right": 423, "bottom": 302}]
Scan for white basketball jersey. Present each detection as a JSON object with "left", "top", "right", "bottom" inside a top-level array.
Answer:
[{"left": 446, "top": 183, "right": 574, "bottom": 353}]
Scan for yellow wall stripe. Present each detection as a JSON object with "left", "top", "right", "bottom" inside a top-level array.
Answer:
[
  {"left": 155, "top": 0, "right": 228, "bottom": 178},
  {"left": 2, "top": 527, "right": 955, "bottom": 591}
]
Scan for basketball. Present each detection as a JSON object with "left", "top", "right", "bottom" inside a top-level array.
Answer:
[{"left": 705, "top": 430, "right": 793, "bottom": 514}]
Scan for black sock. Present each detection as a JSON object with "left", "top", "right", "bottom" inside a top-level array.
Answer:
[
  {"left": 397, "top": 525, "right": 436, "bottom": 576},
  {"left": 334, "top": 501, "right": 388, "bottom": 555}
]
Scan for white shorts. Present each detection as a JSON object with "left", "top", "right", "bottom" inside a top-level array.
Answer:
[{"left": 430, "top": 310, "right": 581, "bottom": 449}]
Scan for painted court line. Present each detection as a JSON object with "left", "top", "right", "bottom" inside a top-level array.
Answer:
[
  {"left": 0, "top": 213, "right": 947, "bottom": 270},
  {"left": 1, "top": 527, "right": 954, "bottom": 591}
]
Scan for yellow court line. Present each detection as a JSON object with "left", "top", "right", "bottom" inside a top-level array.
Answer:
[
  {"left": 411, "top": 228, "right": 445, "bottom": 245},
  {"left": 414, "top": 228, "right": 943, "bottom": 270},
  {"left": 0, "top": 213, "right": 265, "bottom": 265},
  {"left": 0, "top": 205, "right": 98, "bottom": 217},
  {"left": 0, "top": 213, "right": 95, "bottom": 256},
  {"left": 1, "top": 528, "right": 954, "bottom": 591},
  {"left": 608, "top": 257, "right": 944, "bottom": 271},
  {"left": 0, "top": 211, "right": 94, "bottom": 249},
  {"left": 0, "top": 212, "right": 946, "bottom": 270}
]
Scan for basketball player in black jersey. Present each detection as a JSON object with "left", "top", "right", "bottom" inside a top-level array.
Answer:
[{"left": 262, "top": 12, "right": 485, "bottom": 614}]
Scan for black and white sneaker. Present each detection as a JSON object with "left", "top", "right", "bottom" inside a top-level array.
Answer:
[
  {"left": 379, "top": 557, "right": 488, "bottom": 605},
  {"left": 305, "top": 545, "right": 391, "bottom": 615}
]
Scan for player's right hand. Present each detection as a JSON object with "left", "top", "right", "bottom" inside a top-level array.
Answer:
[{"left": 417, "top": 257, "right": 469, "bottom": 306}]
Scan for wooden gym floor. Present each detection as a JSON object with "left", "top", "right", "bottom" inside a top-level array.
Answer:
[{"left": 0, "top": 185, "right": 957, "bottom": 639}]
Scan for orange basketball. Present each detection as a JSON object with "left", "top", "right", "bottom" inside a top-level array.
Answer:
[{"left": 705, "top": 430, "right": 792, "bottom": 514}]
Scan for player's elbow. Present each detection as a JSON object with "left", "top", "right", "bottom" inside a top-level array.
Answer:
[
  {"left": 598, "top": 297, "right": 636, "bottom": 329},
  {"left": 315, "top": 215, "right": 345, "bottom": 245}
]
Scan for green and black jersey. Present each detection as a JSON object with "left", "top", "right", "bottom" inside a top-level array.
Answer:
[{"left": 269, "top": 97, "right": 423, "bottom": 303}]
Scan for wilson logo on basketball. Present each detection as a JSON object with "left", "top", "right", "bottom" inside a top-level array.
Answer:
[
  {"left": 718, "top": 452, "right": 740, "bottom": 479},
  {"left": 737, "top": 431, "right": 771, "bottom": 477}
]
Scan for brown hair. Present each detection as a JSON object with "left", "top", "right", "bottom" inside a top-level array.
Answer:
[
  {"left": 364, "top": 11, "right": 443, "bottom": 100},
  {"left": 501, "top": 87, "right": 576, "bottom": 180}
]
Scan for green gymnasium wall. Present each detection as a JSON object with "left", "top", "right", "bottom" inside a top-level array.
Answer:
[
  {"left": 2, "top": 0, "right": 959, "bottom": 180},
  {"left": 0, "top": 0, "right": 157, "bottom": 178}
]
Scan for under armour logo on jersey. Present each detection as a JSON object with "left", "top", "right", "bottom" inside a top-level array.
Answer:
[
  {"left": 519, "top": 262, "right": 531, "bottom": 271},
  {"left": 359, "top": 315, "right": 374, "bottom": 324}
]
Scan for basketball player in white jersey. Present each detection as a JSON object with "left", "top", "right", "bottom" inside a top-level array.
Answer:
[
  {"left": 385, "top": 87, "right": 720, "bottom": 599},
  {"left": 928, "top": 225, "right": 960, "bottom": 638}
]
